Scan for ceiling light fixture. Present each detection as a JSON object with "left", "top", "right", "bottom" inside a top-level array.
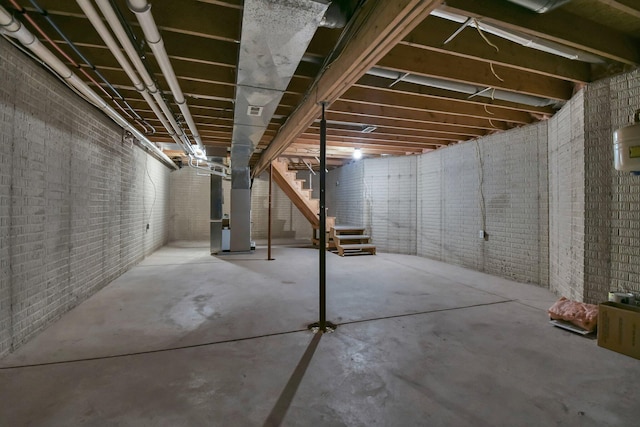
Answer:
[{"left": 353, "top": 148, "right": 363, "bottom": 160}]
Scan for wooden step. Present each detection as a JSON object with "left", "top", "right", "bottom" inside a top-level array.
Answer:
[
  {"left": 332, "top": 225, "right": 366, "bottom": 233},
  {"left": 271, "top": 159, "right": 319, "bottom": 227},
  {"left": 337, "top": 243, "right": 376, "bottom": 257},
  {"left": 333, "top": 234, "right": 371, "bottom": 240}
]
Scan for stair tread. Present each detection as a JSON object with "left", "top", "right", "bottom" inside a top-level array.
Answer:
[
  {"left": 334, "top": 234, "right": 371, "bottom": 240},
  {"left": 339, "top": 243, "right": 376, "bottom": 249},
  {"left": 332, "top": 225, "right": 366, "bottom": 232}
]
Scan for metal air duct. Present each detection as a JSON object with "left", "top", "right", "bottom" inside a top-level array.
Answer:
[
  {"left": 228, "top": 0, "right": 330, "bottom": 251},
  {"left": 505, "top": 0, "right": 570, "bottom": 13}
]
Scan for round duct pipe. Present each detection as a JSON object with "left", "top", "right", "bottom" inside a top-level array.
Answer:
[
  {"left": 505, "top": 0, "right": 571, "bottom": 13},
  {"left": 320, "top": 0, "right": 359, "bottom": 28}
]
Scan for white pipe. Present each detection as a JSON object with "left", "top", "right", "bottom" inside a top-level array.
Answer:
[
  {"left": 127, "top": 0, "right": 205, "bottom": 154},
  {"left": 0, "top": 5, "right": 177, "bottom": 169},
  {"left": 76, "top": 0, "right": 191, "bottom": 155},
  {"left": 367, "top": 66, "right": 556, "bottom": 107},
  {"left": 92, "top": 0, "right": 194, "bottom": 157},
  {"left": 431, "top": 8, "right": 603, "bottom": 63}
]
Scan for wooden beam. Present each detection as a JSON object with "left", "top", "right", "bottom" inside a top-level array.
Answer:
[
  {"left": 329, "top": 100, "right": 511, "bottom": 130},
  {"left": 324, "top": 111, "right": 486, "bottom": 137},
  {"left": 300, "top": 129, "right": 450, "bottom": 147},
  {"left": 340, "top": 85, "right": 534, "bottom": 123},
  {"left": 252, "top": 0, "right": 444, "bottom": 176},
  {"left": 307, "top": 123, "right": 468, "bottom": 142},
  {"left": 402, "top": 16, "right": 591, "bottom": 83},
  {"left": 378, "top": 44, "right": 574, "bottom": 101},
  {"left": 442, "top": 0, "right": 640, "bottom": 65},
  {"left": 594, "top": 0, "right": 640, "bottom": 19}
]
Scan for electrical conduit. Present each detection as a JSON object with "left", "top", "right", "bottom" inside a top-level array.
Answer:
[
  {"left": 0, "top": 5, "right": 177, "bottom": 169},
  {"left": 76, "top": 0, "right": 188, "bottom": 154},
  {"left": 126, "top": 0, "right": 205, "bottom": 156},
  {"left": 92, "top": 0, "right": 195, "bottom": 157}
]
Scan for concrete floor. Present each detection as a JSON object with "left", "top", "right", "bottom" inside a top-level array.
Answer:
[{"left": 1, "top": 241, "right": 639, "bottom": 427}]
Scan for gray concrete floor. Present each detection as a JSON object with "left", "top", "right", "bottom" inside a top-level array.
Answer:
[{"left": 1, "top": 241, "right": 639, "bottom": 427}]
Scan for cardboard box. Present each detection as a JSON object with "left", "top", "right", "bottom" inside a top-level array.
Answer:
[{"left": 597, "top": 302, "right": 640, "bottom": 360}]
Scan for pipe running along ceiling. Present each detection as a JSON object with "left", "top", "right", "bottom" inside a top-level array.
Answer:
[{"left": 0, "top": 0, "right": 638, "bottom": 170}]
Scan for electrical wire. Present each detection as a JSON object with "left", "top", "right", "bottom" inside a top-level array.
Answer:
[
  {"left": 19, "top": 0, "right": 156, "bottom": 133},
  {"left": 474, "top": 140, "right": 486, "bottom": 235},
  {"left": 145, "top": 155, "right": 157, "bottom": 228},
  {"left": 471, "top": 18, "right": 505, "bottom": 83}
]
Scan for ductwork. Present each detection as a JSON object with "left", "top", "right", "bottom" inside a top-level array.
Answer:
[
  {"left": 505, "top": 0, "right": 570, "bottom": 13},
  {"left": 319, "top": 0, "right": 358, "bottom": 28},
  {"left": 228, "top": 0, "right": 329, "bottom": 251},
  {"left": 230, "top": 0, "right": 330, "bottom": 185},
  {"left": 0, "top": 5, "right": 177, "bottom": 169}
]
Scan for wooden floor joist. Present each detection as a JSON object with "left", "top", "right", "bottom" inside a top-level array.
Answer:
[{"left": 252, "top": 0, "right": 445, "bottom": 177}]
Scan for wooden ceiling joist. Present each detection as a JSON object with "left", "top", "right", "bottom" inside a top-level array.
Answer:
[
  {"left": 252, "top": 0, "right": 445, "bottom": 176},
  {"left": 378, "top": 45, "right": 575, "bottom": 101},
  {"left": 340, "top": 86, "right": 534, "bottom": 123},
  {"left": 402, "top": 16, "right": 592, "bottom": 83},
  {"left": 442, "top": 0, "right": 640, "bottom": 65}
]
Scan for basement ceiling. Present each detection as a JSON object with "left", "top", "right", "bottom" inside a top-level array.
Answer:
[{"left": 1, "top": 0, "right": 639, "bottom": 172}]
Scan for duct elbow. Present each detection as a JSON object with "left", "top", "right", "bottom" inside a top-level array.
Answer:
[
  {"left": 319, "top": 0, "right": 359, "bottom": 28},
  {"left": 505, "top": 0, "right": 571, "bottom": 13}
]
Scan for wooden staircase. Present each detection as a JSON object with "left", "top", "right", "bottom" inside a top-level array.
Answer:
[
  {"left": 271, "top": 158, "right": 335, "bottom": 246},
  {"left": 330, "top": 225, "right": 376, "bottom": 256}
]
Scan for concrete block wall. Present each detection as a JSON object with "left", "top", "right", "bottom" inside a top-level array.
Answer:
[
  {"left": 169, "top": 167, "right": 212, "bottom": 241},
  {"left": 583, "top": 69, "right": 640, "bottom": 303},
  {"left": 0, "top": 38, "right": 171, "bottom": 357},
  {"left": 548, "top": 92, "right": 585, "bottom": 300}
]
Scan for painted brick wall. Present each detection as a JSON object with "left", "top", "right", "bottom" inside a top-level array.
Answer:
[
  {"left": 548, "top": 92, "right": 585, "bottom": 300},
  {"left": 416, "top": 124, "right": 549, "bottom": 284},
  {"left": 363, "top": 156, "right": 417, "bottom": 254},
  {"left": 327, "top": 161, "right": 365, "bottom": 228},
  {"left": 416, "top": 151, "right": 442, "bottom": 259},
  {"left": 584, "top": 69, "right": 640, "bottom": 303},
  {"left": 328, "top": 123, "right": 548, "bottom": 283},
  {"left": 169, "top": 167, "right": 211, "bottom": 241},
  {"left": 0, "top": 38, "right": 170, "bottom": 357}
]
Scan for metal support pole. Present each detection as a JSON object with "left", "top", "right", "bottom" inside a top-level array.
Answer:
[
  {"left": 319, "top": 102, "right": 327, "bottom": 331},
  {"left": 309, "top": 102, "right": 336, "bottom": 333},
  {"left": 268, "top": 162, "right": 274, "bottom": 261}
]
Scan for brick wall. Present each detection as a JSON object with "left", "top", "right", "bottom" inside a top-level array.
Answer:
[
  {"left": 584, "top": 69, "right": 640, "bottom": 303},
  {"left": 329, "top": 123, "right": 548, "bottom": 283},
  {"left": 418, "top": 124, "right": 549, "bottom": 284},
  {"left": 169, "top": 167, "right": 211, "bottom": 241},
  {"left": 327, "top": 158, "right": 417, "bottom": 254},
  {"left": 327, "top": 161, "right": 365, "bottom": 228},
  {"left": 548, "top": 93, "right": 585, "bottom": 300},
  {"left": 363, "top": 156, "right": 417, "bottom": 254},
  {"left": 0, "top": 38, "right": 171, "bottom": 357}
]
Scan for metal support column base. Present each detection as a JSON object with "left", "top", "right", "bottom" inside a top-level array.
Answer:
[{"left": 307, "top": 321, "right": 337, "bottom": 333}]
